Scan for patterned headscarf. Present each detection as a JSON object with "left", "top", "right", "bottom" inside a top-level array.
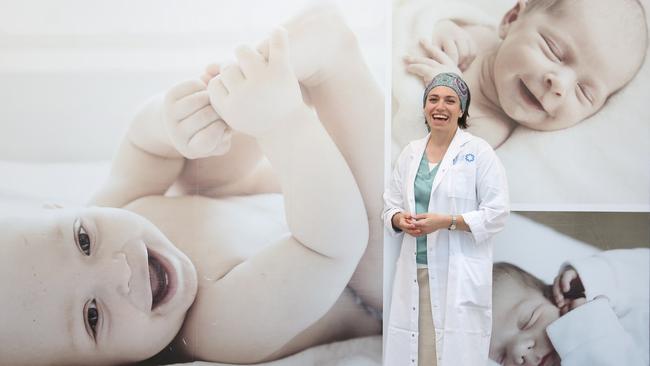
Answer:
[{"left": 422, "top": 72, "right": 469, "bottom": 112}]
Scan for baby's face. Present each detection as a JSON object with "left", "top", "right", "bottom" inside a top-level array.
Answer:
[
  {"left": 0, "top": 206, "right": 198, "bottom": 365},
  {"left": 493, "top": 0, "right": 645, "bottom": 131},
  {"left": 490, "top": 274, "right": 561, "bottom": 366}
]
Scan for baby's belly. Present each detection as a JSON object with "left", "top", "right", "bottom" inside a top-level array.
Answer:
[{"left": 127, "top": 194, "right": 290, "bottom": 278}]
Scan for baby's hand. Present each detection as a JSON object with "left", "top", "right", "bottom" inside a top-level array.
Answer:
[
  {"left": 430, "top": 20, "right": 477, "bottom": 71},
  {"left": 163, "top": 77, "right": 232, "bottom": 159},
  {"left": 553, "top": 267, "right": 587, "bottom": 315},
  {"left": 208, "top": 27, "right": 305, "bottom": 137},
  {"left": 200, "top": 63, "right": 221, "bottom": 85},
  {"left": 404, "top": 38, "right": 462, "bottom": 85}
]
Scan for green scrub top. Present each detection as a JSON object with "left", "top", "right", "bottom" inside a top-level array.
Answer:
[{"left": 414, "top": 152, "right": 438, "bottom": 265}]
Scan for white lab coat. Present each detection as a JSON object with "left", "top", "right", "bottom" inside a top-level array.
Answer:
[
  {"left": 383, "top": 129, "right": 509, "bottom": 366},
  {"left": 546, "top": 249, "right": 649, "bottom": 366}
]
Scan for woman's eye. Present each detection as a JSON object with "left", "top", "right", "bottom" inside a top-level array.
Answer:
[
  {"left": 77, "top": 222, "right": 91, "bottom": 256},
  {"left": 86, "top": 299, "right": 100, "bottom": 338}
]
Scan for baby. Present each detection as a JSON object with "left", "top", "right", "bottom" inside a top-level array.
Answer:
[
  {"left": 404, "top": 0, "right": 648, "bottom": 147},
  {"left": 0, "top": 5, "right": 384, "bottom": 365},
  {"left": 490, "top": 248, "right": 649, "bottom": 366}
]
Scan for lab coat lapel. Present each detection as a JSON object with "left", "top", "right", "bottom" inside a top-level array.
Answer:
[
  {"left": 405, "top": 134, "right": 429, "bottom": 213},
  {"left": 430, "top": 128, "right": 471, "bottom": 195}
]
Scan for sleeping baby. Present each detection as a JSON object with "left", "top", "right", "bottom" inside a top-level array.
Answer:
[
  {"left": 403, "top": 0, "right": 648, "bottom": 147},
  {"left": 490, "top": 248, "right": 649, "bottom": 366}
]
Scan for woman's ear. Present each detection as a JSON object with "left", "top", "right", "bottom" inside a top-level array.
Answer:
[{"left": 498, "top": 0, "right": 527, "bottom": 39}]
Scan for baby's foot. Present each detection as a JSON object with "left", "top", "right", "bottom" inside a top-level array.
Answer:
[
  {"left": 257, "top": 4, "right": 358, "bottom": 87},
  {"left": 208, "top": 28, "right": 306, "bottom": 137}
]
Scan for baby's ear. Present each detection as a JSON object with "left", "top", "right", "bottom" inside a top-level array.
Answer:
[{"left": 498, "top": 0, "right": 526, "bottom": 39}]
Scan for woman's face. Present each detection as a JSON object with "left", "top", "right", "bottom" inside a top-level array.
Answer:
[
  {"left": 423, "top": 86, "right": 462, "bottom": 134},
  {"left": 0, "top": 206, "right": 198, "bottom": 365}
]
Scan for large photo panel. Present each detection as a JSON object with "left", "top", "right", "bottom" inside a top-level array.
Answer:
[
  {"left": 491, "top": 211, "right": 649, "bottom": 365},
  {"left": 392, "top": 0, "right": 649, "bottom": 211},
  {"left": 0, "top": 1, "right": 386, "bottom": 365}
]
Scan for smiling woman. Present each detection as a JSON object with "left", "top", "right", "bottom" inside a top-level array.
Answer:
[
  {"left": 0, "top": 207, "right": 197, "bottom": 365},
  {"left": 383, "top": 72, "right": 509, "bottom": 366}
]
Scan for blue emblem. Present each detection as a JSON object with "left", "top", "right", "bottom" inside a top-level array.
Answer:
[{"left": 465, "top": 153, "right": 475, "bottom": 162}]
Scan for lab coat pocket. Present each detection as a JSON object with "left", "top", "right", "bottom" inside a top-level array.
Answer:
[
  {"left": 457, "top": 256, "right": 492, "bottom": 308},
  {"left": 447, "top": 165, "right": 476, "bottom": 201},
  {"left": 459, "top": 231, "right": 491, "bottom": 259}
]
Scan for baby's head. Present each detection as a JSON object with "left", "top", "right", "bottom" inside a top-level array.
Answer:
[
  {"left": 0, "top": 206, "right": 198, "bottom": 365},
  {"left": 490, "top": 263, "right": 561, "bottom": 366},
  {"left": 492, "top": 0, "right": 647, "bottom": 131}
]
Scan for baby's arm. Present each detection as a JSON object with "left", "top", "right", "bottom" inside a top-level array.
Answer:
[
  {"left": 554, "top": 249, "right": 649, "bottom": 315},
  {"left": 547, "top": 249, "right": 650, "bottom": 365},
  {"left": 181, "top": 29, "right": 368, "bottom": 363},
  {"left": 546, "top": 298, "right": 647, "bottom": 365},
  {"left": 89, "top": 71, "right": 238, "bottom": 207}
]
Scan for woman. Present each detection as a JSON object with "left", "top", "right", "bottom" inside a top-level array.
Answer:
[{"left": 383, "top": 72, "right": 509, "bottom": 366}]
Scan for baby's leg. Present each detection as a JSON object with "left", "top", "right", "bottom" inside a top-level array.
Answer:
[{"left": 282, "top": 7, "right": 385, "bottom": 310}]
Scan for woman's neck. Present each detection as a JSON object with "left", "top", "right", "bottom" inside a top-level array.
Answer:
[
  {"left": 426, "top": 128, "right": 456, "bottom": 162},
  {"left": 429, "top": 127, "right": 456, "bottom": 148}
]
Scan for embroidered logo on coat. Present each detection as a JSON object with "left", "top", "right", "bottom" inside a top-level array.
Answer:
[{"left": 465, "top": 153, "right": 475, "bottom": 162}]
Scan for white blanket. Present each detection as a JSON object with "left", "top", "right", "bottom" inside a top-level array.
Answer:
[{"left": 392, "top": 0, "right": 650, "bottom": 211}]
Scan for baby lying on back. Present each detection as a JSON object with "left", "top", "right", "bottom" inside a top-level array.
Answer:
[{"left": 404, "top": 0, "right": 647, "bottom": 147}]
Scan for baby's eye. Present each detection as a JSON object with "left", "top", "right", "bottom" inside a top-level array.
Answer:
[
  {"left": 541, "top": 34, "right": 562, "bottom": 62},
  {"left": 75, "top": 219, "right": 92, "bottom": 256},
  {"left": 576, "top": 83, "right": 594, "bottom": 104},
  {"left": 85, "top": 299, "right": 100, "bottom": 339}
]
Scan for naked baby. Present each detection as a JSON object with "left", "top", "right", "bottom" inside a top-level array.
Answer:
[
  {"left": 404, "top": 0, "right": 648, "bottom": 147},
  {"left": 0, "top": 6, "right": 384, "bottom": 365}
]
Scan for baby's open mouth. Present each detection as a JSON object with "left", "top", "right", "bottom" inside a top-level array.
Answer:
[
  {"left": 148, "top": 255, "right": 170, "bottom": 310},
  {"left": 518, "top": 79, "right": 545, "bottom": 112}
]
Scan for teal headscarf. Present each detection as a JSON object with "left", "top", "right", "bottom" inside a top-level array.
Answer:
[{"left": 423, "top": 72, "right": 469, "bottom": 112}]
